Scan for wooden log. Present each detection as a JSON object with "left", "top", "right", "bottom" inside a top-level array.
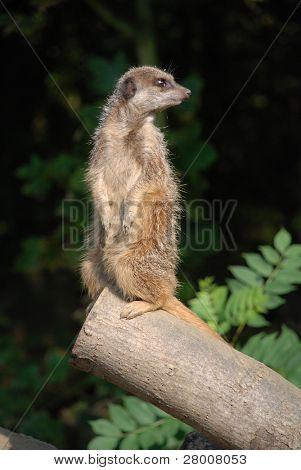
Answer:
[
  {"left": 71, "top": 287, "right": 301, "bottom": 449},
  {"left": 0, "top": 427, "right": 56, "bottom": 450}
]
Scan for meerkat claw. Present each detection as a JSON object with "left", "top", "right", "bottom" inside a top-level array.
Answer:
[{"left": 120, "top": 301, "right": 156, "bottom": 320}]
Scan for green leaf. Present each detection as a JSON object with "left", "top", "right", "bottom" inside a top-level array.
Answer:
[
  {"left": 274, "top": 228, "right": 292, "bottom": 254},
  {"left": 211, "top": 286, "right": 228, "bottom": 313},
  {"left": 123, "top": 397, "right": 156, "bottom": 425},
  {"left": 265, "top": 280, "right": 296, "bottom": 295},
  {"left": 229, "top": 266, "right": 262, "bottom": 287},
  {"left": 139, "top": 428, "right": 157, "bottom": 449},
  {"left": 109, "top": 404, "right": 137, "bottom": 432},
  {"left": 119, "top": 434, "right": 139, "bottom": 450},
  {"left": 246, "top": 312, "right": 270, "bottom": 327},
  {"left": 285, "top": 244, "right": 301, "bottom": 257},
  {"left": 276, "top": 268, "right": 301, "bottom": 284},
  {"left": 87, "top": 436, "right": 119, "bottom": 450},
  {"left": 243, "top": 253, "right": 273, "bottom": 277},
  {"left": 241, "top": 332, "right": 273, "bottom": 359},
  {"left": 259, "top": 245, "right": 281, "bottom": 265},
  {"left": 224, "top": 291, "right": 240, "bottom": 324},
  {"left": 282, "top": 257, "right": 301, "bottom": 269},
  {"left": 225, "top": 286, "right": 267, "bottom": 326},
  {"left": 226, "top": 278, "right": 245, "bottom": 292},
  {"left": 152, "top": 406, "right": 169, "bottom": 419},
  {"left": 241, "top": 326, "right": 301, "bottom": 388},
  {"left": 188, "top": 297, "right": 203, "bottom": 316},
  {"left": 198, "top": 276, "right": 215, "bottom": 291},
  {"left": 217, "top": 321, "right": 232, "bottom": 335},
  {"left": 253, "top": 287, "right": 267, "bottom": 312},
  {"left": 165, "top": 436, "right": 181, "bottom": 449},
  {"left": 89, "top": 419, "right": 121, "bottom": 437},
  {"left": 159, "top": 419, "right": 180, "bottom": 438},
  {"left": 265, "top": 295, "right": 285, "bottom": 309}
]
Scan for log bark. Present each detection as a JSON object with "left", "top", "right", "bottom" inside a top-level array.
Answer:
[
  {"left": 71, "top": 287, "right": 301, "bottom": 449},
  {"left": 0, "top": 427, "right": 56, "bottom": 450}
]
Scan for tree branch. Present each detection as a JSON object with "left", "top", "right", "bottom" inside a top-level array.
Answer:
[
  {"left": 71, "top": 287, "right": 301, "bottom": 449},
  {"left": 0, "top": 427, "right": 56, "bottom": 450}
]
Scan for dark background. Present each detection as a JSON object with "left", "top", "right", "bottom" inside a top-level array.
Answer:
[{"left": 1, "top": 0, "right": 300, "bottom": 449}]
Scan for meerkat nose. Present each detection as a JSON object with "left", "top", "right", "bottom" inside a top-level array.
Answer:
[{"left": 183, "top": 88, "right": 191, "bottom": 100}]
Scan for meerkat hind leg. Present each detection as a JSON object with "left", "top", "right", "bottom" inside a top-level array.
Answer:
[{"left": 120, "top": 301, "right": 160, "bottom": 320}]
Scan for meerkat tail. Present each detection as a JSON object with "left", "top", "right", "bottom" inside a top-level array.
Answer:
[{"left": 163, "top": 297, "right": 225, "bottom": 342}]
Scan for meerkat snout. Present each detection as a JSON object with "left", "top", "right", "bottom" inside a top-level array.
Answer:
[
  {"left": 173, "top": 85, "right": 191, "bottom": 103},
  {"left": 168, "top": 84, "right": 191, "bottom": 106},
  {"left": 183, "top": 88, "right": 191, "bottom": 100}
]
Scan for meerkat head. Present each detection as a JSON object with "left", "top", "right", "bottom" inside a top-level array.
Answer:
[{"left": 116, "top": 66, "right": 191, "bottom": 115}]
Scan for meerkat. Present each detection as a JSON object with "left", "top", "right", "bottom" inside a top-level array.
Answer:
[{"left": 81, "top": 66, "right": 223, "bottom": 341}]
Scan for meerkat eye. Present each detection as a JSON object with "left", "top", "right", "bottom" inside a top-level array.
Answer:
[{"left": 156, "top": 78, "right": 169, "bottom": 88}]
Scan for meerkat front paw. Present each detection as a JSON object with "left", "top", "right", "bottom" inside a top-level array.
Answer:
[
  {"left": 122, "top": 221, "right": 132, "bottom": 234},
  {"left": 122, "top": 214, "right": 135, "bottom": 234},
  {"left": 120, "top": 301, "right": 157, "bottom": 320},
  {"left": 122, "top": 202, "right": 139, "bottom": 235},
  {"left": 102, "top": 215, "right": 120, "bottom": 238}
]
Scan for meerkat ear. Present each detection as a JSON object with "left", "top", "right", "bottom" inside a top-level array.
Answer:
[{"left": 121, "top": 77, "right": 137, "bottom": 99}]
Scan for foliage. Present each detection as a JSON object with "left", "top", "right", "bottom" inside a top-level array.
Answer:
[
  {"left": 189, "top": 228, "right": 301, "bottom": 336},
  {"left": 88, "top": 397, "right": 191, "bottom": 450},
  {"left": 241, "top": 326, "right": 301, "bottom": 388}
]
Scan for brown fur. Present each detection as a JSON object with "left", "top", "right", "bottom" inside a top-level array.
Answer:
[{"left": 81, "top": 66, "right": 223, "bottom": 342}]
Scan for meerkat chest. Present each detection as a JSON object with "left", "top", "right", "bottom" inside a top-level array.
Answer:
[
  {"left": 103, "top": 142, "right": 141, "bottom": 202},
  {"left": 139, "top": 120, "right": 166, "bottom": 157},
  {"left": 100, "top": 120, "right": 165, "bottom": 202}
]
